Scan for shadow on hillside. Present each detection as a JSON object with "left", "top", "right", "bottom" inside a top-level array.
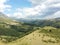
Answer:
[{"left": 0, "top": 23, "right": 37, "bottom": 43}]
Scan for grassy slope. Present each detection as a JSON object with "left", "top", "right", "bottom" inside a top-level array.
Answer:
[
  {"left": 0, "top": 26, "right": 60, "bottom": 45},
  {"left": 4, "top": 30, "right": 60, "bottom": 45},
  {"left": 0, "top": 14, "right": 60, "bottom": 45},
  {"left": 0, "top": 15, "right": 36, "bottom": 43}
]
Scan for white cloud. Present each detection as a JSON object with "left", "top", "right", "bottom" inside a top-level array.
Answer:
[
  {"left": 29, "top": 0, "right": 60, "bottom": 5},
  {"left": 9, "top": 0, "right": 60, "bottom": 19},
  {"left": 0, "top": 0, "right": 11, "bottom": 12},
  {"left": 29, "top": 0, "right": 46, "bottom": 5},
  {"left": 27, "top": 0, "right": 60, "bottom": 19},
  {"left": 51, "top": 3, "right": 60, "bottom": 7},
  {"left": 44, "top": 11, "right": 60, "bottom": 19},
  {"left": 6, "top": 14, "right": 11, "bottom": 17},
  {"left": 13, "top": 12, "right": 24, "bottom": 18},
  {"left": 13, "top": 4, "right": 46, "bottom": 18}
]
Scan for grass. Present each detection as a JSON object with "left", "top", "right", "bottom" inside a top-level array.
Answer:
[{"left": 39, "top": 26, "right": 60, "bottom": 43}]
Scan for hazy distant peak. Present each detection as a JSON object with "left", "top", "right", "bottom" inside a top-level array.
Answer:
[{"left": 0, "top": 12, "right": 8, "bottom": 18}]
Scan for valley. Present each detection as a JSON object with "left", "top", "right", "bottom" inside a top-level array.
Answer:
[{"left": 0, "top": 13, "right": 60, "bottom": 45}]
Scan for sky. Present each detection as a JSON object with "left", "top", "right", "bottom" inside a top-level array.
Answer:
[{"left": 0, "top": 0, "right": 60, "bottom": 19}]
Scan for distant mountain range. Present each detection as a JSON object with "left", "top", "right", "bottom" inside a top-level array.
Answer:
[
  {"left": 14, "top": 17, "right": 60, "bottom": 24},
  {"left": 0, "top": 12, "right": 60, "bottom": 23}
]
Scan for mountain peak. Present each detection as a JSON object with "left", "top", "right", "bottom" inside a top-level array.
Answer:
[{"left": 0, "top": 12, "right": 8, "bottom": 18}]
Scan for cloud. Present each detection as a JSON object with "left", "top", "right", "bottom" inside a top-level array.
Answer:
[
  {"left": 0, "top": 0, "right": 11, "bottom": 12},
  {"left": 9, "top": 0, "right": 60, "bottom": 19},
  {"left": 44, "top": 11, "right": 60, "bottom": 19},
  {"left": 13, "top": 12, "right": 23, "bottom": 18},
  {"left": 27, "top": 0, "right": 60, "bottom": 19},
  {"left": 12, "top": 4, "right": 46, "bottom": 18},
  {"left": 29, "top": 0, "right": 60, "bottom": 5},
  {"left": 29, "top": 0, "right": 46, "bottom": 5}
]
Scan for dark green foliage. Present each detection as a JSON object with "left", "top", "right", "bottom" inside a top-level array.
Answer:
[
  {"left": 23, "top": 20, "right": 60, "bottom": 28},
  {"left": 0, "top": 21, "right": 34, "bottom": 43}
]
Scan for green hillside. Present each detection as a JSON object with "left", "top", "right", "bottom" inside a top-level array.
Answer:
[
  {"left": 0, "top": 13, "right": 35, "bottom": 43},
  {"left": 0, "top": 13, "right": 60, "bottom": 45},
  {"left": 1, "top": 26, "right": 60, "bottom": 45},
  {"left": 23, "top": 19, "right": 60, "bottom": 28}
]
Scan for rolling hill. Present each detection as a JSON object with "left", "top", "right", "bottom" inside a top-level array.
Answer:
[
  {"left": 1, "top": 27, "right": 60, "bottom": 45},
  {"left": 22, "top": 18, "right": 60, "bottom": 28},
  {"left": 0, "top": 12, "right": 35, "bottom": 43},
  {"left": 0, "top": 12, "right": 60, "bottom": 45}
]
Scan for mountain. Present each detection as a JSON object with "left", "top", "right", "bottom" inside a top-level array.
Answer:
[
  {"left": 15, "top": 17, "right": 60, "bottom": 23},
  {"left": 0, "top": 12, "right": 21, "bottom": 42},
  {"left": 18, "top": 18, "right": 60, "bottom": 28},
  {"left": 0, "top": 12, "right": 7, "bottom": 17},
  {"left": 54, "top": 17, "right": 60, "bottom": 21},
  {"left": 0, "top": 12, "right": 18, "bottom": 24},
  {"left": 2, "top": 26, "right": 60, "bottom": 45},
  {"left": 0, "top": 13, "right": 35, "bottom": 43},
  {"left": 0, "top": 13, "right": 60, "bottom": 45}
]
